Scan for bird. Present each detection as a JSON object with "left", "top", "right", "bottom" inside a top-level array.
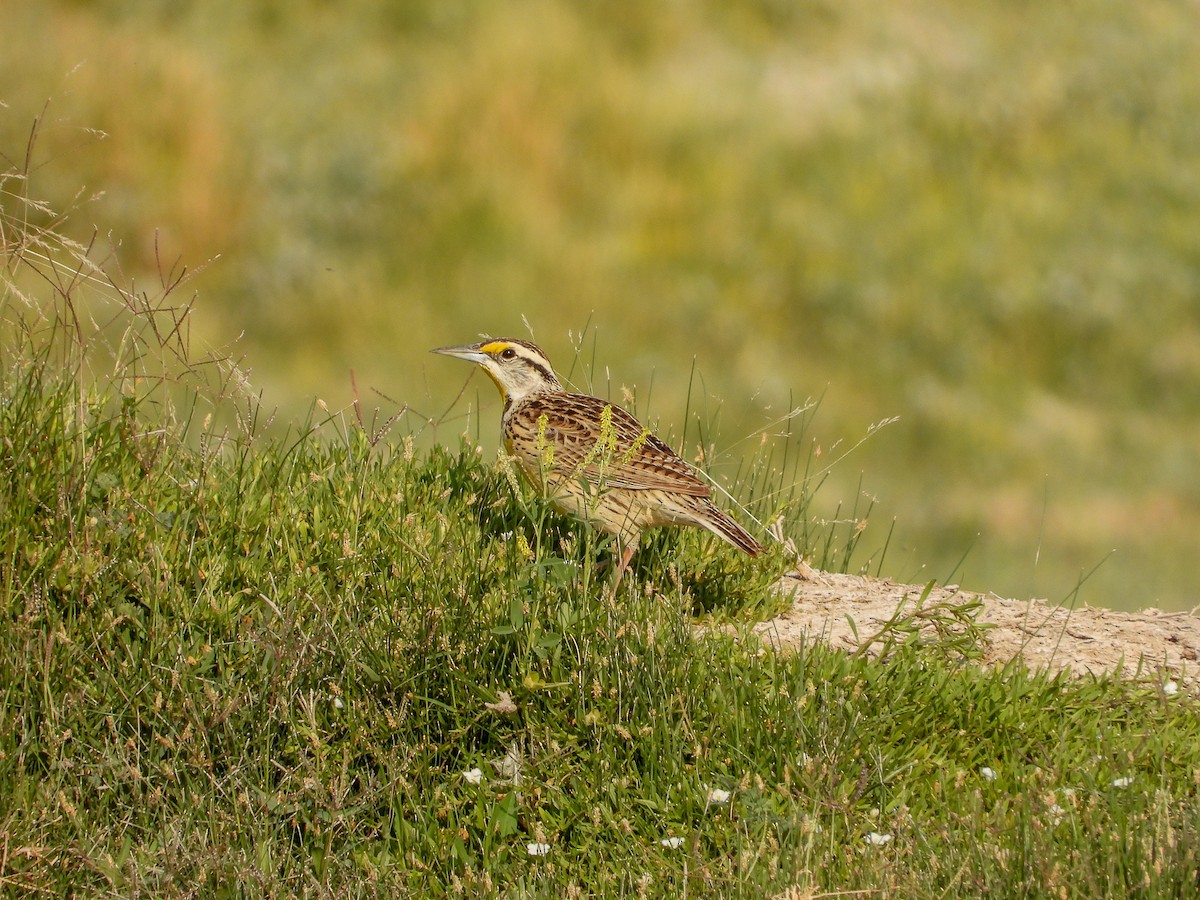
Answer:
[{"left": 432, "top": 337, "right": 763, "bottom": 589}]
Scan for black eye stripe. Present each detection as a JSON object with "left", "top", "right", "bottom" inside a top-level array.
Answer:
[
  {"left": 478, "top": 339, "right": 560, "bottom": 389},
  {"left": 524, "top": 358, "right": 554, "bottom": 382},
  {"left": 496, "top": 346, "right": 549, "bottom": 377}
]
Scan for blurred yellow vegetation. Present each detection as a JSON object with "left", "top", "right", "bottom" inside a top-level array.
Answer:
[
  {"left": 3, "top": 0, "right": 1199, "bottom": 610},
  {"left": 1, "top": 3, "right": 246, "bottom": 271}
]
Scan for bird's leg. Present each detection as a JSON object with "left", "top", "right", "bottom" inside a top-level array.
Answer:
[{"left": 608, "top": 539, "right": 639, "bottom": 597}]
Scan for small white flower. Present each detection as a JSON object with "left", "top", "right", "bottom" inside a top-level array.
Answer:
[
  {"left": 1112, "top": 776, "right": 1133, "bottom": 788},
  {"left": 660, "top": 836, "right": 685, "bottom": 849},
  {"left": 865, "top": 832, "right": 893, "bottom": 846},
  {"left": 332, "top": 697, "right": 344, "bottom": 710},
  {"left": 526, "top": 842, "right": 551, "bottom": 857},
  {"left": 1163, "top": 681, "right": 1179, "bottom": 697},
  {"left": 463, "top": 767, "right": 483, "bottom": 785},
  {"left": 980, "top": 766, "right": 997, "bottom": 781},
  {"left": 705, "top": 787, "right": 731, "bottom": 804},
  {"left": 1048, "top": 803, "right": 1066, "bottom": 822}
]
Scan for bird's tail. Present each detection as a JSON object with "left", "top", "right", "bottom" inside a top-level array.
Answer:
[{"left": 702, "top": 503, "right": 763, "bottom": 556}]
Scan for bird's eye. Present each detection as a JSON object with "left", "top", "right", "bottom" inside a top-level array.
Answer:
[{"left": 500, "top": 348, "right": 517, "bottom": 360}]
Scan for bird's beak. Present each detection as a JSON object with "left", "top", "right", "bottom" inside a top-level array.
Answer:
[{"left": 431, "top": 343, "right": 489, "bottom": 365}]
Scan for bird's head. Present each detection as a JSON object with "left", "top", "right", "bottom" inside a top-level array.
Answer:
[{"left": 432, "top": 338, "right": 563, "bottom": 406}]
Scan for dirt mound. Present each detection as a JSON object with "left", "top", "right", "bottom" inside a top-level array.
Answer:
[{"left": 758, "top": 568, "right": 1199, "bottom": 689}]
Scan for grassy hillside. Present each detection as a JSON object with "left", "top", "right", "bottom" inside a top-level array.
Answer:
[
  {"left": 3, "top": 177, "right": 1200, "bottom": 897},
  {"left": 2, "top": 0, "right": 1199, "bottom": 614}
]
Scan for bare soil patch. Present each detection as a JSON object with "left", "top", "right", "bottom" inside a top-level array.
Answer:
[{"left": 758, "top": 568, "right": 1199, "bottom": 689}]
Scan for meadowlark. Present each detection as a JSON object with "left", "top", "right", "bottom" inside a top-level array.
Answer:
[{"left": 432, "top": 338, "right": 763, "bottom": 587}]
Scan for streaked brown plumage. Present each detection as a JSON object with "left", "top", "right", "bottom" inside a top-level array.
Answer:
[{"left": 432, "top": 337, "right": 762, "bottom": 586}]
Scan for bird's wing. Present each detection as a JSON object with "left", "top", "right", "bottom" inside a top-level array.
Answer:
[{"left": 507, "top": 393, "right": 711, "bottom": 497}]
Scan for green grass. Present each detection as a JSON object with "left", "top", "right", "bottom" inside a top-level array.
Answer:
[{"left": 3, "top": 151, "right": 1200, "bottom": 898}]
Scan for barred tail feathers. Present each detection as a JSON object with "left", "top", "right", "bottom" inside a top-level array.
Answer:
[{"left": 700, "top": 502, "right": 763, "bottom": 556}]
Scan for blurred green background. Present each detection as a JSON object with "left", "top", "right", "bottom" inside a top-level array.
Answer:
[{"left": 4, "top": 0, "right": 1198, "bottom": 611}]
